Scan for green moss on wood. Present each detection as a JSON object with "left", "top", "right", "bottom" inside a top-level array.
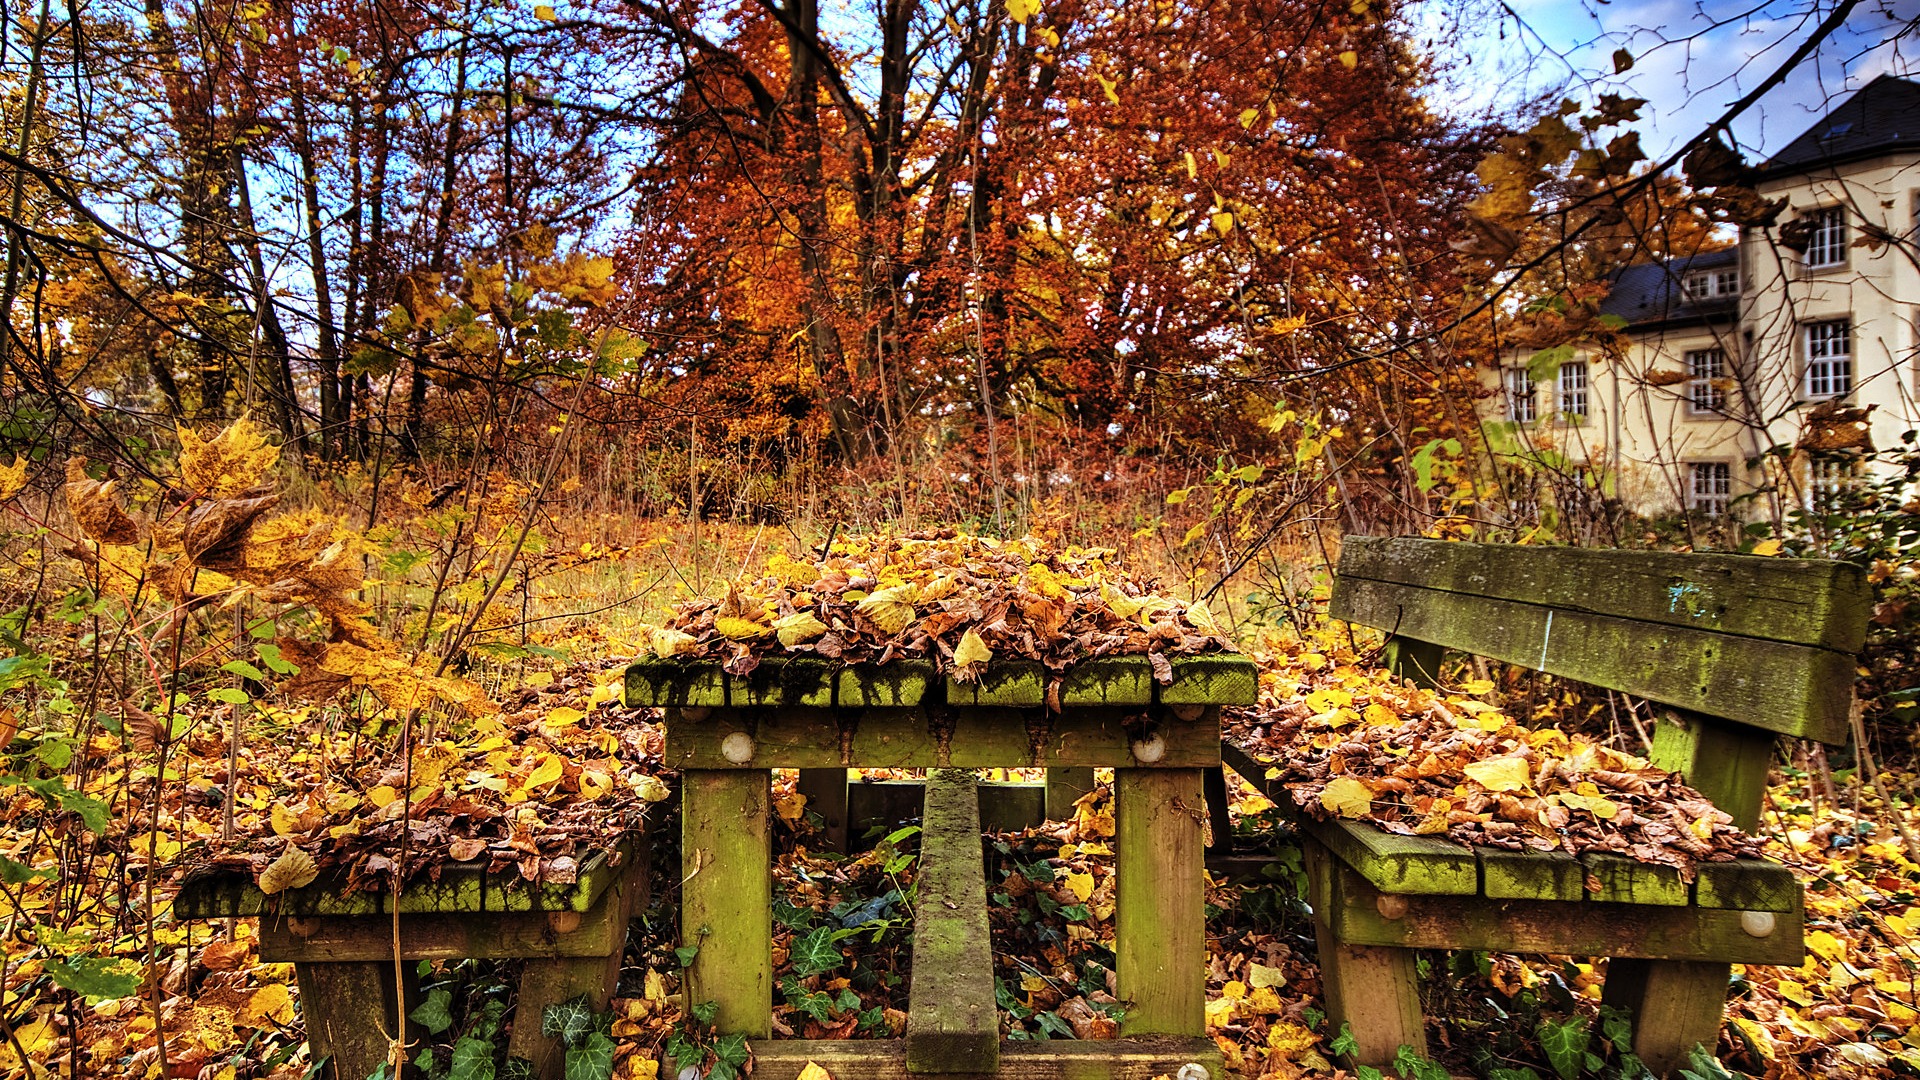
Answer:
[
  {"left": 840, "top": 660, "right": 935, "bottom": 707},
  {"left": 1581, "top": 852, "right": 1688, "bottom": 906},
  {"left": 1160, "top": 656, "right": 1259, "bottom": 705},
  {"left": 1314, "top": 819, "right": 1479, "bottom": 896},
  {"left": 906, "top": 771, "right": 999, "bottom": 1074},
  {"left": 1479, "top": 848, "right": 1586, "bottom": 901},
  {"left": 1060, "top": 657, "right": 1154, "bottom": 706},
  {"left": 733, "top": 658, "right": 834, "bottom": 707},
  {"left": 625, "top": 660, "right": 728, "bottom": 708},
  {"left": 946, "top": 662, "right": 1044, "bottom": 706},
  {"left": 1693, "top": 859, "right": 1799, "bottom": 912}
]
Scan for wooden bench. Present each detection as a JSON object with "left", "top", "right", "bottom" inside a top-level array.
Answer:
[
  {"left": 174, "top": 835, "right": 646, "bottom": 1080},
  {"left": 1237, "top": 536, "right": 1866, "bottom": 1075},
  {"left": 625, "top": 654, "right": 1258, "bottom": 1079}
]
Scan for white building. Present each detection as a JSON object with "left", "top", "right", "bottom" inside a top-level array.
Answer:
[{"left": 1490, "top": 74, "right": 1920, "bottom": 522}]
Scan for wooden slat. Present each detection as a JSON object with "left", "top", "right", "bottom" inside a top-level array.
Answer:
[
  {"left": 1160, "top": 656, "right": 1260, "bottom": 705},
  {"left": 1479, "top": 848, "right": 1586, "bottom": 901},
  {"left": 1693, "top": 860, "right": 1800, "bottom": 912},
  {"left": 1337, "top": 536, "right": 1869, "bottom": 651},
  {"left": 667, "top": 709, "right": 1219, "bottom": 769},
  {"left": 847, "top": 780, "right": 1046, "bottom": 841},
  {"left": 947, "top": 662, "right": 1045, "bottom": 706},
  {"left": 1309, "top": 818, "right": 1480, "bottom": 896},
  {"left": 906, "top": 771, "right": 999, "bottom": 1074},
  {"left": 734, "top": 658, "right": 835, "bottom": 707},
  {"left": 738, "top": 1037, "right": 1223, "bottom": 1080},
  {"left": 1331, "top": 575, "right": 1852, "bottom": 742},
  {"left": 682, "top": 769, "right": 772, "bottom": 1037},
  {"left": 1649, "top": 711, "right": 1776, "bottom": 830},
  {"left": 1324, "top": 857, "right": 1804, "bottom": 964},
  {"left": 1060, "top": 657, "right": 1154, "bottom": 706},
  {"left": 1116, "top": 768, "right": 1208, "bottom": 1037},
  {"left": 839, "top": 661, "right": 937, "bottom": 707},
  {"left": 625, "top": 660, "right": 728, "bottom": 707},
  {"left": 1582, "top": 852, "right": 1688, "bottom": 906}
]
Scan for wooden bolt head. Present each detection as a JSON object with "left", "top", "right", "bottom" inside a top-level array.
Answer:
[
  {"left": 287, "top": 917, "right": 321, "bottom": 939},
  {"left": 1130, "top": 733, "right": 1167, "bottom": 763},
  {"left": 547, "top": 910, "right": 583, "bottom": 934},
  {"left": 1170, "top": 703, "right": 1207, "bottom": 722},
  {"left": 720, "top": 731, "right": 755, "bottom": 764},
  {"left": 672, "top": 706, "right": 713, "bottom": 723},
  {"left": 1741, "top": 910, "right": 1776, "bottom": 938},
  {"left": 1375, "top": 893, "right": 1409, "bottom": 920}
]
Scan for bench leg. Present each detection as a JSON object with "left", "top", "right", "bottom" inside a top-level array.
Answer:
[
  {"left": 1045, "top": 767, "right": 1095, "bottom": 820},
  {"left": 682, "top": 769, "right": 772, "bottom": 1037},
  {"left": 508, "top": 859, "right": 648, "bottom": 1078},
  {"left": 294, "top": 960, "right": 403, "bottom": 1080},
  {"left": 1202, "top": 765, "right": 1232, "bottom": 849},
  {"left": 1115, "top": 767, "right": 1206, "bottom": 1036},
  {"left": 797, "top": 768, "right": 850, "bottom": 852},
  {"left": 1302, "top": 838, "right": 1425, "bottom": 1068},
  {"left": 1603, "top": 958, "right": 1730, "bottom": 1075},
  {"left": 1649, "top": 711, "right": 1774, "bottom": 832}
]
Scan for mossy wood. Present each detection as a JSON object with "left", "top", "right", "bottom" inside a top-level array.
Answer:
[
  {"left": 173, "top": 839, "right": 632, "bottom": 919},
  {"left": 626, "top": 656, "right": 1257, "bottom": 710},
  {"left": 907, "top": 771, "right": 1001, "bottom": 1074},
  {"left": 738, "top": 1036, "right": 1222, "bottom": 1080},
  {"left": 1337, "top": 536, "right": 1870, "bottom": 652},
  {"left": 797, "top": 768, "right": 851, "bottom": 851},
  {"left": 1649, "top": 710, "right": 1776, "bottom": 832},
  {"left": 506, "top": 857, "right": 649, "bottom": 1078},
  {"left": 665, "top": 708, "right": 1220, "bottom": 770},
  {"left": 1115, "top": 768, "right": 1207, "bottom": 1037},
  {"left": 1332, "top": 574, "right": 1852, "bottom": 742},
  {"left": 1602, "top": 957, "right": 1737, "bottom": 1076},
  {"left": 1045, "top": 767, "right": 1096, "bottom": 820},
  {"left": 849, "top": 779, "right": 1047, "bottom": 839},
  {"left": 293, "top": 960, "right": 403, "bottom": 1080},
  {"left": 681, "top": 769, "right": 773, "bottom": 1037},
  {"left": 1302, "top": 841, "right": 1426, "bottom": 1067}
]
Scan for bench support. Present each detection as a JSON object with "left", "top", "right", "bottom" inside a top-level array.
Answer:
[
  {"left": 906, "top": 770, "right": 999, "bottom": 1073},
  {"left": 797, "top": 768, "right": 851, "bottom": 852},
  {"left": 1116, "top": 768, "right": 1207, "bottom": 1036},
  {"left": 294, "top": 960, "right": 404, "bottom": 1080},
  {"left": 1045, "top": 767, "right": 1096, "bottom": 820},
  {"left": 507, "top": 858, "right": 648, "bottom": 1076},
  {"left": 1303, "top": 839, "right": 1425, "bottom": 1067},
  {"left": 1649, "top": 711, "right": 1774, "bottom": 832},
  {"left": 682, "top": 769, "right": 773, "bottom": 1037},
  {"left": 1602, "top": 958, "right": 1731, "bottom": 1076}
]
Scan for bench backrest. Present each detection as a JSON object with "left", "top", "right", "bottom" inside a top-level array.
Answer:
[{"left": 1329, "top": 536, "right": 1868, "bottom": 746}]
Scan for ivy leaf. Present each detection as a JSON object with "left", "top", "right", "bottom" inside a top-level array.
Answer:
[
  {"left": 46, "top": 956, "right": 138, "bottom": 1000},
  {"left": 1537, "top": 1014, "right": 1591, "bottom": 1080},
  {"left": 448, "top": 1036, "right": 496, "bottom": 1080},
  {"left": 789, "top": 926, "right": 845, "bottom": 978},
  {"left": 563, "top": 1032, "right": 615, "bottom": 1080},
  {"left": 501, "top": 1059, "right": 535, "bottom": 1080},
  {"left": 542, "top": 994, "right": 597, "bottom": 1048},
  {"left": 1329, "top": 1023, "right": 1359, "bottom": 1058},
  {"left": 409, "top": 987, "right": 455, "bottom": 1035}
]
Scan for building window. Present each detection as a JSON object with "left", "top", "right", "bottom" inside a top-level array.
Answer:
[
  {"left": 1808, "top": 456, "right": 1860, "bottom": 509},
  {"left": 1686, "top": 348, "right": 1727, "bottom": 414},
  {"left": 1558, "top": 361, "right": 1588, "bottom": 418},
  {"left": 1683, "top": 269, "right": 1739, "bottom": 299},
  {"left": 1803, "top": 206, "right": 1847, "bottom": 269},
  {"left": 1689, "top": 462, "right": 1732, "bottom": 517},
  {"left": 1504, "top": 368, "right": 1536, "bottom": 422},
  {"left": 1804, "top": 319, "right": 1852, "bottom": 398}
]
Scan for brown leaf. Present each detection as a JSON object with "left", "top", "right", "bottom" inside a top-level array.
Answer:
[
  {"left": 64, "top": 457, "right": 139, "bottom": 546},
  {"left": 181, "top": 494, "right": 280, "bottom": 570}
]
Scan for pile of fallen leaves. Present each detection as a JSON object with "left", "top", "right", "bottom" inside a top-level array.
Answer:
[
  {"left": 175, "top": 661, "right": 669, "bottom": 896},
  {"left": 634, "top": 529, "right": 1234, "bottom": 682},
  {"left": 1226, "top": 639, "right": 1763, "bottom": 879}
]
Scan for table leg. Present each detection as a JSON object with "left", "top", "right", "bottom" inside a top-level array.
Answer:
[
  {"left": 1115, "top": 767, "right": 1205, "bottom": 1036},
  {"left": 508, "top": 857, "right": 648, "bottom": 1078},
  {"left": 682, "top": 769, "right": 772, "bottom": 1037},
  {"left": 796, "top": 768, "right": 850, "bottom": 852},
  {"left": 1603, "top": 957, "right": 1731, "bottom": 1075},
  {"left": 294, "top": 960, "right": 404, "bottom": 1080}
]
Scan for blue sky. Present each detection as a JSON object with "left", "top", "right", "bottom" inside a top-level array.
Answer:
[{"left": 1431, "top": 0, "right": 1919, "bottom": 161}]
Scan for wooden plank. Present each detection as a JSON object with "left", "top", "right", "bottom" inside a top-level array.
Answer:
[
  {"left": 1324, "top": 857, "right": 1803, "bottom": 964},
  {"left": 1479, "top": 848, "right": 1586, "bottom": 902},
  {"left": 839, "top": 661, "right": 937, "bottom": 707},
  {"left": 667, "top": 709, "right": 1219, "bottom": 770},
  {"left": 1202, "top": 767, "right": 1233, "bottom": 850},
  {"left": 734, "top": 658, "right": 834, "bottom": 707},
  {"left": 1304, "top": 839, "right": 1426, "bottom": 1068},
  {"left": 1582, "top": 852, "right": 1688, "bottom": 906},
  {"left": 906, "top": 771, "right": 1000, "bottom": 1074},
  {"left": 1160, "top": 656, "right": 1259, "bottom": 705},
  {"left": 1060, "top": 657, "right": 1154, "bottom": 706},
  {"left": 682, "top": 769, "right": 772, "bottom": 1037},
  {"left": 797, "top": 768, "right": 850, "bottom": 852},
  {"left": 1336, "top": 535, "right": 1870, "bottom": 652},
  {"left": 294, "top": 960, "right": 402, "bottom": 1080},
  {"left": 507, "top": 856, "right": 646, "bottom": 1078},
  {"left": 946, "top": 662, "right": 1044, "bottom": 706},
  {"left": 1649, "top": 711, "right": 1776, "bottom": 831},
  {"left": 1309, "top": 819, "right": 1479, "bottom": 897},
  {"left": 741, "top": 1036, "right": 1223, "bottom": 1080},
  {"left": 1330, "top": 575, "right": 1852, "bottom": 742},
  {"left": 1383, "top": 637, "right": 1444, "bottom": 688},
  {"left": 1693, "top": 860, "right": 1800, "bottom": 912},
  {"left": 260, "top": 901, "right": 625, "bottom": 963},
  {"left": 1044, "top": 768, "right": 1096, "bottom": 820},
  {"left": 1115, "top": 768, "right": 1206, "bottom": 1036},
  {"left": 1601, "top": 958, "right": 1733, "bottom": 1077},
  {"left": 624, "top": 660, "right": 728, "bottom": 708},
  {"left": 848, "top": 780, "right": 1046, "bottom": 841}
]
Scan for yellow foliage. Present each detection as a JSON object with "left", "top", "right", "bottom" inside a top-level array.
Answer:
[{"left": 178, "top": 415, "right": 279, "bottom": 499}]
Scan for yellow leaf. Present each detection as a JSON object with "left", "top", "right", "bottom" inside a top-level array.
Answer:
[
  {"left": 546, "top": 706, "right": 587, "bottom": 727},
  {"left": 1463, "top": 756, "right": 1532, "bottom": 793},
  {"left": 1006, "top": 0, "right": 1039, "bottom": 23},
  {"left": 775, "top": 611, "right": 828, "bottom": 647},
  {"left": 245, "top": 983, "right": 296, "bottom": 1025},
  {"left": 857, "top": 586, "right": 917, "bottom": 635},
  {"left": 645, "top": 968, "right": 669, "bottom": 1002},
  {"left": 1751, "top": 538, "right": 1784, "bottom": 556},
  {"left": 269, "top": 803, "right": 300, "bottom": 836},
  {"left": 634, "top": 775, "right": 671, "bottom": 803},
  {"left": 649, "top": 627, "right": 698, "bottom": 658},
  {"left": 954, "top": 628, "right": 993, "bottom": 669},
  {"left": 258, "top": 846, "right": 319, "bottom": 894},
  {"left": 1362, "top": 702, "right": 1398, "bottom": 725},
  {"left": 796, "top": 1064, "right": 834, "bottom": 1080},
  {"left": 1184, "top": 150, "right": 1198, "bottom": 180},
  {"left": 1266, "top": 1020, "right": 1318, "bottom": 1055},
  {"left": 1222, "top": 980, "right": 1247, "bottom": 1000},
  {"left": 1249, "top": 962, "right": 1286, "bottom": 989},
  {"left": 178, "top": 414, "right": 280, "bottom": 499},
  {"left": 774, "top": 791, "right": 808, "bottom": 823},
  {"left": 1095, "top": 72, "right": 1120, "bottom": 105},
  {"left": 1320, "top": 775, "right": 1373, "bottom": 818},
  {"left": 1338, "top": 50, "right": 1358, "bottom": 69},
  {"left": 368, "top": 785, "right": 398, "bottom": 808},
  {"left": 535, "top": 4, "right": 556, "bottom": 19},
  {"left": 527, "top": 753, "right": 564, "bottom": 788},
  {"left": 1020, "top": 974, "right": 1048, "bottom": 992},
  {"left": 1211, "top": 210, "right": 1235, "bottom": 236},
  {"left": 1184, "top": 599, "right": 1220, "bottom": 635},
  {"left": 1065, "top": 871, "right": 1095, "bottom": 902},
  {"left": 1238, "top": 107, "right": 1260, "bottom": 128},
  {"left": 1211, "top": 148, "right": 1230, "bottom": 169},
  {"left": 716, "top": 616, "right": 771, "bottom": 641},
  {"left": 0, "top": 455, "right": 26, "bottom": 501}
]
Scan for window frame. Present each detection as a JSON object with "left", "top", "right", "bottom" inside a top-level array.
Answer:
[
  {"left": 1802, "top": 205, "right": 1848, "bottom": 270},
  {"left": 1557, "top": 360, "right": 1588, "bottom": 420},
  {"left": 1688, "top": 461, "right": 1733, "bottom": 518},
  {"left": 1685, "top": 347, "right": 1728, "bottom": 416},
  {"left": 1503, "top": 367, "right": 1537, "bottom": 423},
  {"left": 1803, "top": 318, "right": 1853, "bottom": 400}
]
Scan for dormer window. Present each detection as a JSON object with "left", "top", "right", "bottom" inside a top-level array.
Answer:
[{"left": 1683, "top": 269, "right": 1739, "bottom": 299}]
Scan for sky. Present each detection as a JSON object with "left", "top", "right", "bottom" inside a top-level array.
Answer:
[{"left": 1429, "top": 0, "right": 1920, "bottom": 162}]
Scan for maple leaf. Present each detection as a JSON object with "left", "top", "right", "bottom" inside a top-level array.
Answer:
[
  {"left": 178, "top": 414, "right": 280, "bottom": 499},
  {"left": 63, "top": 457, "right": 138, "bottom": 546}
]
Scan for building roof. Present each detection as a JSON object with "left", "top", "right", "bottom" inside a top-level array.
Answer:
[
  {"left": 1757, "top": 74, "right": 1920, "bottom": 178},
  {"left": 1597, "top": 247, "right": 1740, "bottom": 332}
]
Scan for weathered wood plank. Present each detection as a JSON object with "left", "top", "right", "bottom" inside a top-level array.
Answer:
[
  {"left": 624, "top": 659, "right": 728, "bottom": 708},
  {"left": 682, "top": 769, "right": 772, "bottom": 1037},
  {"left": 1601, "top": 958, "right": 1733, "bottom": 1077},
  {"left": 1202, "top": 767, "right": 1233, "bottom": 850},
  {"left": 293, "top": 960, "right": 403, "bottom": 1080},
  {"left": 1160, "top": 656, "right": 1259, "bottom": 705},
  {"left": 734, "top": 658, "right": 835, "bottom": 707},
  {"left": 1324, "top": 857, "right": 1802, "bottom": 964},
  {"left": 839, "top": 661, "right": 937, "bottom": 707},
  {"left": 946, "top": 662, "right": 1045, "bottom": 706},
  {"left": 260, "top": 900, "right": 624, "bottom": 963},
  {"left": 1060, "top": 657, "right": 1155, "bottom": 706},
  {"left": 740, "top": 1037, "right": 1223, "bottom": 1080},
  {"left": 507, "top": 857, "right": 646, "bottom": 1078},
  {"left": 1336, "top": 535, "right": 1870, "bottom": 652},
  {"left": 1310, "top": 819, "right": 1479, "bottom": 896},
  {"left": 1581, "top": 852, "right": 1688, "bottom": 906},
  {"left": 1304, "top": 840, "right": 1426, "bottom": 1068},
  {"left": 1479, "top": 848, "right": 1586, "bottom": 902},
  {"left": 666, "top": 709, "right": 1218, "bottom": 769},
  {"left": 797, "top": 768, "right": 851, "bottom": 852},
  {"left": 1692, "top": 860, "right": 1800, "bottom": 912},
  {"left": 906, "top": 771, "right": 1000, "bottom": 1074},
  {"left": 1649, "top": 711, "right": 1776, "bottom": 831},
  {"left": 1330, "top": 575, "right": 1852, "bottom": 742},
  {"left": 1115, "top": 768, "right": 1206, "bottom": 1037},
  {"left": 1044, "top": 768, "right": 1096, "bottom": 820}
]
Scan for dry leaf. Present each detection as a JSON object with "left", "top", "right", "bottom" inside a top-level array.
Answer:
[{"left": 258, "top": 846, "right": 319, "bottom": 894}]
